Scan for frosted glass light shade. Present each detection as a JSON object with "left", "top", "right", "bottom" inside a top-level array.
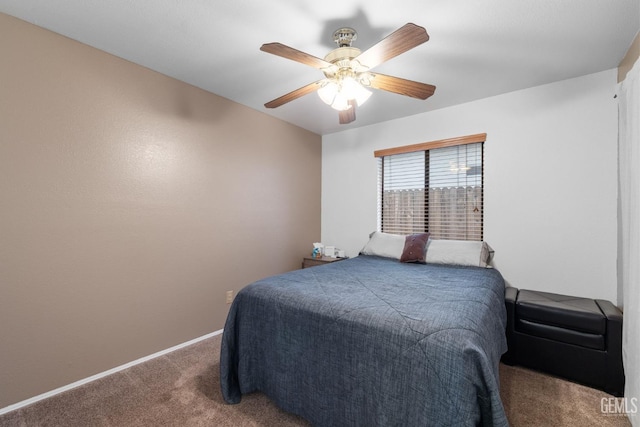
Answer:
[
  {"left": 318, "top": 81, "right": 339, "bottom": 105},
  {"left": 353, "top": 83, "right": 372, "bottom": 106},
  {"left": 317, "top": 77, "right": 372, "bottom": 111},
  {"left": 342, "top": 77, "right": 372, "bottom": 106},
  {"left": 331, "top": 91, "right": 350, "bottom": 111}
]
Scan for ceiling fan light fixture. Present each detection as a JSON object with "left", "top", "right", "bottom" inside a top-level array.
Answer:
[
  {"left": 318, "top": 81, "right": 339, "bottom": 105},
  {"left": 318, "top": 77, "right": 371, "bottom": 111},
  {"left": 342, "top": 77, "right": 372, "bottom": 106},
  {"left": 331, "top": 91, "right": 351, "bottom": 111}
]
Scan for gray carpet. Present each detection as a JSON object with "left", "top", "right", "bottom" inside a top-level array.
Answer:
[{"left": 0, "top": 333, "right": 631, "bottom": 426}]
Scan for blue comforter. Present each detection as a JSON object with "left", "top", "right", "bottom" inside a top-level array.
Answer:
[{"left": 220, "top": 255, "right": 508, "bottom": 426}]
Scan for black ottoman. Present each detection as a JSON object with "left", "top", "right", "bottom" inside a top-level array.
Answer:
[{"left": 502, "top": 288, "right": 625, "bottom": 396}]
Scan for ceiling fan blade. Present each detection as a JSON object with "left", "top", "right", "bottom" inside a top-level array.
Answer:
[
  {"left": 338, "top": 101, "right": 356, "bottom": 124},
  {"left": 355, "top": 23, "right": 429, "bottom": 70},
  {"left": 368, "top": 73, "right": 436, "bottom": 100},
  {"left": 264, "top": 80, "right": 325, "bottom": 108},
  {"left": 260, "top": 42, "right": 335, "bottom": 70}
]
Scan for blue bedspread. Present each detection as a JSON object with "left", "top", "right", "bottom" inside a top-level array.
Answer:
[{"left": 220, "top": 255, "right": 508, "bottom": 426}]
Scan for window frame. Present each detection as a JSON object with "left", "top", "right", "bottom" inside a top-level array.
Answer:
[{"left": 374, "top": 133, "right": 486, "bottom": 240}]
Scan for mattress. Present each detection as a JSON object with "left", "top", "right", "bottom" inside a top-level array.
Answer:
[{"left": 220, "top": 255, "right": 508, "bottom": 426}]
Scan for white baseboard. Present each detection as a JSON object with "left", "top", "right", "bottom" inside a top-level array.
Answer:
[{"left": 0, "top": 329, "right": 224, "bottom": 416}]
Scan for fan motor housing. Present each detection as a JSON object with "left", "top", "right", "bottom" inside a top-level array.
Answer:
[
  {"left": 323, "top": 47, "right": 364, "bottom": 79},
  {"left": 324, "top": 47, "right": 361, "bottom": 65}
]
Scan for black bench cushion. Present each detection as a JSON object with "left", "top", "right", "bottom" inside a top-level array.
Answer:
[{"left": 515, "top": 290, "right": 606, "bottom": 335}]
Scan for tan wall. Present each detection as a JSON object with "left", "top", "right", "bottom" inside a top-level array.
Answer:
[
  {"left": 618, "top": 31, "right": 640, "bottom": 82},
  {"left": 0, "top": 13, "right": 321, "bottom": 408}
]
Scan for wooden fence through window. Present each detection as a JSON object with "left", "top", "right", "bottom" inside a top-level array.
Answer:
[{"left": 381, "top": 187, "right": 482, "bottom": 240}]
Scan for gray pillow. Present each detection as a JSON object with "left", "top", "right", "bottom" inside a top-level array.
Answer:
[
  {"left": 360, "top": 231, "right": 406, "bottom": 259},
  {"left": 425, "top": 239, "right": 494, "bottom": 267}
]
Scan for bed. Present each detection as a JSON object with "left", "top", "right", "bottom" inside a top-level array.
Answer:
[{"left": 220, "top": 253, "right": 508, "bottom": 426}]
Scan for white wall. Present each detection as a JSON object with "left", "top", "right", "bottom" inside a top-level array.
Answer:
[{"left": 322, "top": 69, "right": 619, "bottom": 303}]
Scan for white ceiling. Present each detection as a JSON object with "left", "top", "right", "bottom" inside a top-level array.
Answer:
[{"left": 1, "top": 0, "right": 638, "bottom": 135}]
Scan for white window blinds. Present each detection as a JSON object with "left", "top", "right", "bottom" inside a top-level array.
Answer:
[{"left": 375, "top": 135, "right": 484, "bottom": 241}]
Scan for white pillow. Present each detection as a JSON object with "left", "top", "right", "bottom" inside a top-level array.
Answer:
[
  {"left": 425, "top": 239, "right": 493, "bottom": 267},
  {"left": 360, "top": 231, "right": 406, "bottom": 260}
]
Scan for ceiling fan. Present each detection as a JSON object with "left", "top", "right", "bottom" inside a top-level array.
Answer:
[{"left": 260, "top": 23, "right": 436, "bottom": 125}]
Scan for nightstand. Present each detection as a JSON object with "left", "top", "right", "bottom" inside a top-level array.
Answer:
[{"left": 302, "top": 256, "right": 346, "bottom": 269}]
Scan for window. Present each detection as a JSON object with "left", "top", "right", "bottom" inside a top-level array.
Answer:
[{"left": 375, "top": 134, "right": 485, "bottom": 241}]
